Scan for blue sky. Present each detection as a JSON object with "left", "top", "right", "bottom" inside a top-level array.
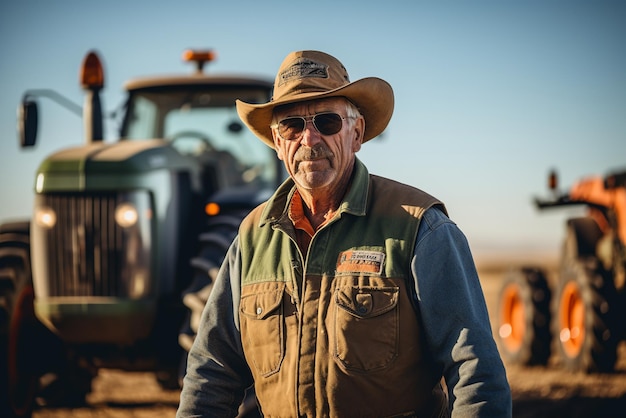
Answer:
[{"left": 1, "top": 0, "right": 624, "bottom": 260}]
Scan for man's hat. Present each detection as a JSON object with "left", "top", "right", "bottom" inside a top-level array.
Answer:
[{"left": 236, "top": 50, "right": 394, "bottom": 148}]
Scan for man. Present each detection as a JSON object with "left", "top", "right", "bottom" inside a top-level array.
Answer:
[{"left": 177, "top": 50, "right": 511, "bottom": 417}]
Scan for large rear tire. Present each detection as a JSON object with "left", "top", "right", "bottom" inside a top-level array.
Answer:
[
  {"left": 178, "top": 212, "right": 260, "bottom": 417},
  {"left": 179, "top": 213, "right": 244, "bottom": 353},
  {"left": 551, "top": 258, "right": 618, "bottom": 373},
  {"left": 0, "top": 222, "right": 38, "bottom": 417},
  {"left": 496, "top": 267, "right": 552, "bottom": 366},
  {"left": 550, "top": 220, "right": 619, "bottom": 373},
  {"left": 0, "top": 222, "right": 94, "bottom": 417}
]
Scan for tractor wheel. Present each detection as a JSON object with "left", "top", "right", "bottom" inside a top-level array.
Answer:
[
  {"left": 178, "top": 212, "right": 244, "bottom": 354},
  {"left": 496, "top": 267, "right": 552, "bottom": 366},
  {"left": 551, "top": 258, "right": 618, "bottom": 373},
  {"left": 158, "top": 212, "right": 241, "bottom": 393},
  {"left": 0, "top": 223, "right": 93, "bottom": 417},
  {"left": 0, "top": 222, "right": 36, "bottom": 417},
  {"left": 178, "top": 211, "right": 260, "bottom": 417}
]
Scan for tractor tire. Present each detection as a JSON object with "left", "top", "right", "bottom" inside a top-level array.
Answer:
[
  {"left": 0, "top": 222, "right": 39, "bottom": 417},
  {"left": 496, "top": 267, "right": 552, "bottom": 366},
  {"left": 178, "top": 211, "right": 260, "bottom": 417},
  {"left": 0, "top": 222, "right": 94, "bottom": 417},
  {"left": 551, "top": 257, "right": 619, "bottom": 373},
  {"left": 179, "top": 212, "right": 244, "bottom": 353}
]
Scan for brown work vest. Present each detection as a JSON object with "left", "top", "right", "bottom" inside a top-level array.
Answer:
[{"left": 238, "top": 165, "right": 449, "bottom": 417}]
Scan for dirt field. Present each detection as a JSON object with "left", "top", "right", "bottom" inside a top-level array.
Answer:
[{"left": 32, "top": 260, "right": 626, "bottom": 418}]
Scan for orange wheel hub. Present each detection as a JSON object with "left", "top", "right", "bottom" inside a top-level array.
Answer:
[
  {"left": 559, "top": 281, "right": 585, "bottom": 358},
  {"left": 499, "top": 283, "right": 525, "bottom": 352}
]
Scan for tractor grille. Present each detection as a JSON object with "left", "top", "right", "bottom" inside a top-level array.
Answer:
[{"left": 33, "top": 192, "right": 152, "bottom": 298}]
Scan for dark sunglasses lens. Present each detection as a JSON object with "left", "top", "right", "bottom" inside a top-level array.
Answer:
[
  {"left": 314, "top": 113, "right": 343, "bottom": 135},
  {"left": 278, "top": 113, "right": 344, "bottom": 140},
  {"left": 278, "top": 118, "right": 306, "bottom": 140}
]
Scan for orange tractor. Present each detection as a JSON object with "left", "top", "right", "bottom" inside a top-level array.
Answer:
[{"left": 496, "top": 168, "right": 626, "bottom": 372}]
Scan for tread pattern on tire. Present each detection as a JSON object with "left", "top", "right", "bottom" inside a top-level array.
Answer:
[{"left": 496, "top": 267, "right": 552, "bottom": 366}]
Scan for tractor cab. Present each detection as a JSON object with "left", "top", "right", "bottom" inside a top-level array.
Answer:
[{"left": 120, "top": 50, "right": 279, "bottom": 193}]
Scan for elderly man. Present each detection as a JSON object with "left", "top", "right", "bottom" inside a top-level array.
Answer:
[{"left": 177, "top": 50, "right": 511, "bottom": 417}]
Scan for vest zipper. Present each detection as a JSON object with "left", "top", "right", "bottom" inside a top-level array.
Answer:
[{"left": 290, "top": 258, "right": 303, "bottom": 311}]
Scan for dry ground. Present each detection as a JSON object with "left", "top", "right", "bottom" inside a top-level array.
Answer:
[{"left": 32, "top": 255, "right": 626, "bottom": 417}]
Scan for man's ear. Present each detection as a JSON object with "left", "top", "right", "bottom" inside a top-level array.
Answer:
[
  {"left": 272, "top": 131, "right": 285, "bottom": 161},
  {"left": 352, "top": 116, "right": 365, "bottom": 152}
]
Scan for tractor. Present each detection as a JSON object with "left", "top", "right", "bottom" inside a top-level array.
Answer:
[
  {"left": 496, "top": 168, "right": 626, "bottom": 373},
  {"left": 0, "top": 49, "right": 284, "bottom": 417}
]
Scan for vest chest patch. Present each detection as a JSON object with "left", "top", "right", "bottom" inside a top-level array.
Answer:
[{"left": 336, "top": 250, "right": 385, "bottom": 276}]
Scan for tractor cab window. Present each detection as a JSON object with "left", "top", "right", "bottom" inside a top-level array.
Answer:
[{"left": 121, "top": 86, "right": 277, "bottom": 188}]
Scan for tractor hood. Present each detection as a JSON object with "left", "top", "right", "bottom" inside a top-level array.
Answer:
[{"left": 35, "top": 139, "right": 194, "bottom": 192}]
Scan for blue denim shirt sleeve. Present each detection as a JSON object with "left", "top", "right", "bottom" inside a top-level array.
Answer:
[
  {"left": 177, "top": 236, "right": 252, "bottom": 418},
  {"left": 412, "top": 207, "right": 512, "bottom": 417}
]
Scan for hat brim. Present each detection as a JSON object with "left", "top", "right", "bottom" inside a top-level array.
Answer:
[{"left": 236, "top": 77, "right": 394, "bottom": 148}]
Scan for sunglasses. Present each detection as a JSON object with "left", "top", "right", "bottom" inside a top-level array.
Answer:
[{"left": 272, "top": 112, "right": 355, "bottom": 141}]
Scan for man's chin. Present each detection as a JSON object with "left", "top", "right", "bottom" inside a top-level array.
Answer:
[{"left": 294, "top": 171, "right": 334, "bottom": 190}]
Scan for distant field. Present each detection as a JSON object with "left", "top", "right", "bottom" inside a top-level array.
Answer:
[{"left": 473, "top": 246, "right": 559, "bottom": 274}]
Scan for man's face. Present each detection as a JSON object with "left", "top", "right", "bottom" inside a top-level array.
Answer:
[{"left": 271, "top": 97, "right": 364, "bottom": 194}]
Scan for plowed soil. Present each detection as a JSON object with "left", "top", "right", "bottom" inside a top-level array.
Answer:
[{"left": 32, "top": 261, "right": 626, "bottom": 418}]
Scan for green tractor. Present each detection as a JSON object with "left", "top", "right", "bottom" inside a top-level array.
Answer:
[{"left": 0, "top": 49, "right": 283, "bottom": 417}]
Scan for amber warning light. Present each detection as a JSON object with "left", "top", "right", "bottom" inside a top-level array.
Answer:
[
  {"left": 80, "top": 51, "right": 104, "bottom": 89},
  {"left": 548, "top": 169, "right": 558, "bottom": 192},
  {"left": 183, "top": 49, "right": 216, "bottom": 72}
]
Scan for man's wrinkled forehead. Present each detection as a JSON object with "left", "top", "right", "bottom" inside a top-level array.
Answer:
[{"left": 273, "top": 97, "right": 348, "bottom": 118}]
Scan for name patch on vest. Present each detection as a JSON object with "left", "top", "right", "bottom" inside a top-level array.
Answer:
[{"left": 336, "top": 250, "right": 385, "bottom": 275}]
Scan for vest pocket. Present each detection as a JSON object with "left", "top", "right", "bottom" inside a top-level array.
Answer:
[
  {"left": 333, "top": 285, "right": 399, "bottom": 372},
  {"left": 240, "top": 283, "right": 285, "bottom": 376}
]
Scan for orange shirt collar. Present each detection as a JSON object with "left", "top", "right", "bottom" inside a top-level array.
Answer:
[{"left": 288, "top": 189, "right": 316, "bottom": 237}]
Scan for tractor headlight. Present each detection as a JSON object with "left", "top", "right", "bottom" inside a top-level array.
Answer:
[
  {"left": 34, "top": 206, "right": 57, "bottom": 229},
  {"left": 115, "top": 202, "right": 139, "bottom": 228}
]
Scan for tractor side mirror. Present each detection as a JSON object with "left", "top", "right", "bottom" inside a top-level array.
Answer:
[{"left": 17, "top": 99, "right": 39, "bottom": 148}]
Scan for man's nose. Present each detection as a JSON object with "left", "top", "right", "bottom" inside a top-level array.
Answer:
[{"left": 299, "top": 120, "right": 322, "bottom": 146}]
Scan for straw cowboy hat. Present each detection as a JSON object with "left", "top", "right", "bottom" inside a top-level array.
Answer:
[{"left": 236, "top": 50, "right": 394, "bottom": 148}]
